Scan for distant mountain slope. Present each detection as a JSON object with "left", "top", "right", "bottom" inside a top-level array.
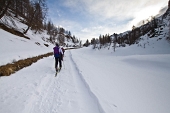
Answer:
[{"left": 89, "top": 6, "right": 170, "bottom": 55}]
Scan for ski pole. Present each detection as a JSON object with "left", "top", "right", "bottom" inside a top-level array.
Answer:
[{"left": 63, "top": 60, "right": 65, "bottom": 69}]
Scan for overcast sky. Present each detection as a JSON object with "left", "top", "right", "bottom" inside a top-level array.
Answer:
[{"left": 46, "top": 0, "right": 168, "bottom": 42}]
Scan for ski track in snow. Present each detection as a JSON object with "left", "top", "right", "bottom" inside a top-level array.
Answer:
[
  {"left": 0, "top": 50, "right": 103, "bottom": 113},
  {"left": 69, "top": 50, "right": 105, "bottom": 113}
]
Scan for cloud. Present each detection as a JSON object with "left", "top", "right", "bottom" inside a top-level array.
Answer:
[
  {"left": 81, "top": 28, "right": 89, "bottom": 33},
  {"left": 62, "top": 0, "right": 167, "bottom": 19},
  {"left": 60, "top": 0, "right": 168, "bottom": 30}
]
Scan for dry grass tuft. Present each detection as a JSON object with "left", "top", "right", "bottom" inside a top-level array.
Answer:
[{"left": 0, "top": 52, "right": 53, "bottom": 76}]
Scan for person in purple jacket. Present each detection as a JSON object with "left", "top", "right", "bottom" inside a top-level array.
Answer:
[{"left": 53, "top": 43, "right": 63, "bottom": 72}]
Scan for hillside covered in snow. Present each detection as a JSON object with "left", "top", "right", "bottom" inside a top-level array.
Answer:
[{"left": 0, "top": 0, "right": 81, "bottom": 66}]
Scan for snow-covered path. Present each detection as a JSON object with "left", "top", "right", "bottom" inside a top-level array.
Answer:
[{"left": 0, "top": 50, "right": 102, "bottom": 113}]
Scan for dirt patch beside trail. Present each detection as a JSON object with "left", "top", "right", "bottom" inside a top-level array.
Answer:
[{"left": 0, "top": 52, "right": 53, "bottom": 76}]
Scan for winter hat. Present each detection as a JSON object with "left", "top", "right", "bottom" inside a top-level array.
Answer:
[{"left": 55, "top": 43, "right": 59, "bottom": 46}]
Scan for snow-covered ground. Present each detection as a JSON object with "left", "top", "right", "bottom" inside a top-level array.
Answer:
[
  {"left": 0, "top": 43, "right": 170, "bottom": 113},
  {"left": 71, "top": 47, "right": 170, "bottom": 113}
]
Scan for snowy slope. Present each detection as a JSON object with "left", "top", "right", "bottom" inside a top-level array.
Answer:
[
  {"left": 0, "top": 28, "right": 53, "bottom": 66},
  {"left": 0, "top": 14, "right": 77, "bottom": 66}
]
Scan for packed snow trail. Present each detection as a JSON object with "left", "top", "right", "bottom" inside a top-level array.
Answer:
[{"left": 0, "top": 50, "right": 103, "bottom": 113}]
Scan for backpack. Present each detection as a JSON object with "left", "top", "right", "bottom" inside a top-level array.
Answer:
[
  {"left": 53, "top": 46, "right": 60, "bottom": 58},
  {"left": 62, "top": 48, "right": 65, "bottom": 53}
]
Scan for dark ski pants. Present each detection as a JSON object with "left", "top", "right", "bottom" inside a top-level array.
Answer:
[{"left": 55, "top": 57, "right": 62, "bottom": 69}]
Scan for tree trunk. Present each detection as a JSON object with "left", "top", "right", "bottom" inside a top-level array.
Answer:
[
  {"left": 23, "top": 26, "right": 30, "bottom": 34},
  {"left": 23, "top": 9, "right": 36, "bottom": 34}
]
